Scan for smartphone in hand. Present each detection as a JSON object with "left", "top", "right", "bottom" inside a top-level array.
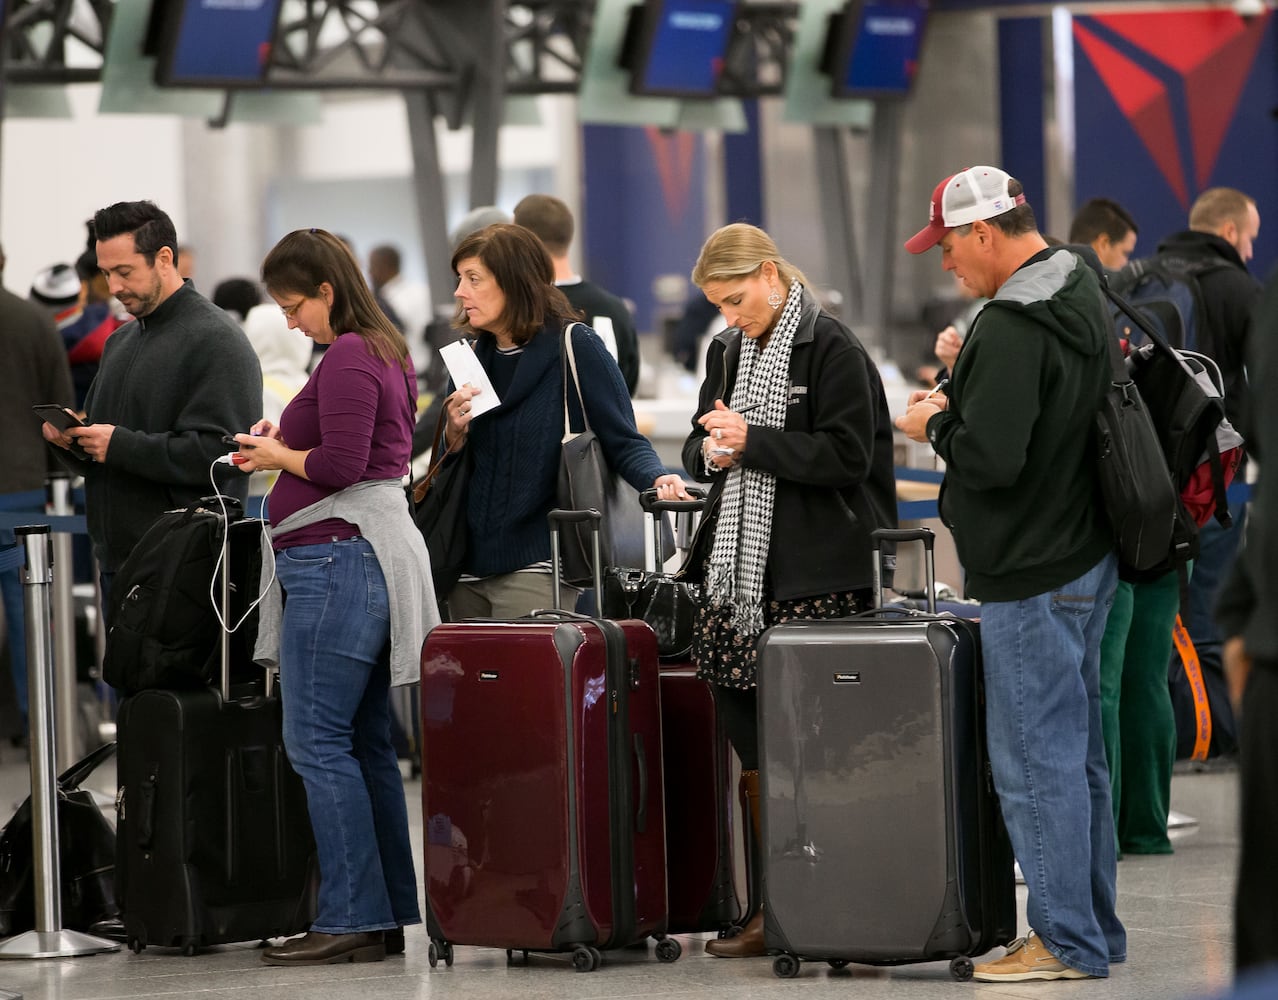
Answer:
[{"left": 32, "top": 404, "right": 89, "bottom": 460}]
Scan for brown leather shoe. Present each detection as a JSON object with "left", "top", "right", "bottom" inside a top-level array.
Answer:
[
  {"left": 261, "top": 931, "right": 387, "bottom": 966},
  {"left": 972, "top": 933, "right": 1090, "bottom": 982},
  {"left": 704, "top": 909, "right": 765, "bottom": 958}
]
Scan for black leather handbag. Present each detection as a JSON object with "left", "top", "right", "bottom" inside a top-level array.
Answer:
[
  {"left": 601, "top": 488, "right": 707, "bottom": 660},
  {"left": 412, "top": 409, "right": 470, "bottom": 603},
  {"left": 557, "top": 324, "right": 644, "bottom": 586},
  {"left": 0, "top": 741, "right": 120, "bottom": 937},
  {"left": 602, "top": 568, "right": 702, "bottom": 660}
]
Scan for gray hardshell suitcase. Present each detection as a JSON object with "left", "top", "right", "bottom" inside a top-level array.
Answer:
[{"left": 756, "top": 528, "right": 1016, "bottom": 980}]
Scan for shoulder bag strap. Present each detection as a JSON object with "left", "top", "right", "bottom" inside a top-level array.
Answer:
[
  {"left": 411, "top": 405, "right": 453, "bottom": 504},
  {"left": 562, "top": 322, "right": 592, "bottom": 442}
]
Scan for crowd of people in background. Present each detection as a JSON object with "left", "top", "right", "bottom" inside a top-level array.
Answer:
[{"left": 1, "top": 177, "right": 1273, "bottom": 990}]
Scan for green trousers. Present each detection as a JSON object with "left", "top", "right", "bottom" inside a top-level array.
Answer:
[{"left": 1099, "top": 573, "right": 1179, "bottom": 855}]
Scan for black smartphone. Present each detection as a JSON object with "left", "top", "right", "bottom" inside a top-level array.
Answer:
[
  {"left": 221, "top": 434, "right": 257, "bottom": 449},
  {"left": 32, "top": 404, "right": 89, "bottom": 460},
  {"left": 32, "top": 404, "right": 84, "bottom": 434}
]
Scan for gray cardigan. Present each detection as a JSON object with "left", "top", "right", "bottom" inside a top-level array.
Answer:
[{"left": 253, "top": 479, "right": 438, "bottom": 687}]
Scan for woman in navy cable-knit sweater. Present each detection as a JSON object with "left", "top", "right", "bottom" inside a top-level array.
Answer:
[{"left": 440, "top": 223, "right": 689, "bottom": 618}]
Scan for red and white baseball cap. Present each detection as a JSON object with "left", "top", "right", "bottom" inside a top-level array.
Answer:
[{"left": 904, "top": 166, "right": 1026, "bottom": 254}]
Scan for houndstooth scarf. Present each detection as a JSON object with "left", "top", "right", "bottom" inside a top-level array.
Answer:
[{"left": 705, "top": 279, "right": 804, "bottom": 637}]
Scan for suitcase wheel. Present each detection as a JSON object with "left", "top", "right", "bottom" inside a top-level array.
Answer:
[
  {"left": 950, "top": 955, "right": 975, "bottom": 982},
  {"left": 128, "top": 938, "right": 144, "bottom": 955},
  {"left": 506, "top": 948, "right": 530, "bottom": 965},
  {"left": 428, "top": 939, "right": 454, "bottom": 968},
  {"left": 182, "top": 942, "right": 198, "bottom": 958},
  {"left": 571, "top": 944, "right": 601, "bottom": 972},
  {"left": 655, "top": 937, "right": 681, "bottom": 963},
  {"left": 828, "top": 959, "right": 850, "bottom": 970},
  {"left": 773, "top": 953, "right": 801, "bottom": 978}
]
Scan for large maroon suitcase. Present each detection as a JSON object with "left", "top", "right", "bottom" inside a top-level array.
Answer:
[
  {"left": 419, "top": 510, "right": 679, "bottom": 971},
  {"left": 658, "top": 662, "right": 737, "bottom": 934},
  {"left": 624, "top": 489, "right": 737, "bottom": 936}
]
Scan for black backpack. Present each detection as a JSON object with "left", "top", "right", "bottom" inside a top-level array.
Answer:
[
  {"left": 1100, "top": 278, "right": 1242, "bottom": 584},
  {"left": 1109, "top": 254, "right": 1230, "bottom": 354},
  {"left": 1074, "top": 245, "right": 1241, "bottom": 584},
  {"left": 102, "top": 499, "right": 264, "bottom": 694}
]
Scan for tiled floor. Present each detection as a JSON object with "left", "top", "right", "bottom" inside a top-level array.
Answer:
[{"left": 0, "top": 753, "right": 1241, "bottom": 1000}]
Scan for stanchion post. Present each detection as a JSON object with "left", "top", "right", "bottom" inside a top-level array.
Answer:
[
  {"left": 47, "top": 473, "right": 79, "bottom": 771},
  {"left": 0, "top": 526, "right": 117, "bottom": 959}
]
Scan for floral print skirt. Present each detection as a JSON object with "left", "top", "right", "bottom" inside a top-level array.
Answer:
[{"left": 693, "top": 588, "right": 871, "bottom": 690}]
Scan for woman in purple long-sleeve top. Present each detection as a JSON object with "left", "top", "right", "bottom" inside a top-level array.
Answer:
[{"left": 232, "top": 229, "right": 429, "bottom": 966}]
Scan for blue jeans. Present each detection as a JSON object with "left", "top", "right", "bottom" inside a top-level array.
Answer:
[
  {"left": 981, "top": 552, "right": 1124, "bottom": 977},
  {"left": 276, "top": 536, "right": 421, "bottom": 935},
  {"left": 0, "top": 489, "right": 48, "bottom": 722}
]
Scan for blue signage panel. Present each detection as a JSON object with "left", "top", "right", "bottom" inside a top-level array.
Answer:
[
  {"left": 583, "top": 124, "right": 711, "bottom": 334},
  {"left": 636, "top": 0, "right": 737, "bottom": 97},
  {"left": 158, "top": 0, "right": 285, "bottom": 87},
  {"left": 838, "top": 1, "right": 928, "bottom": 97},
  {"left": 1072, "top": 10, "right": 1275, "bottom": 281}
]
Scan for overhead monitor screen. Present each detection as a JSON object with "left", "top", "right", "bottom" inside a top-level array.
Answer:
[
  {"left": 826, "top": 0, "right": 928, "bottom": 98},
  {"left": 156, "top": 0, "right": 285, "bottom": 88},
  {"left": 629, "top": 0, "right": 738, "bottom": 98}
]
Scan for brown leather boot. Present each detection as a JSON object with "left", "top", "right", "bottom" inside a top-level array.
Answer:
[
  {"left": 705, "top": 907, "right": 765, "bottom": 957},
  {"left": 706, "top": 769, "right": 766, "bottom": 958}
]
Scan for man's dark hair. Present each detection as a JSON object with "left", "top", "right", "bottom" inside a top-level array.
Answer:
[
  {"left": 211, "top": 277, "right": 262, "bottom": 320},
  {"left": 75, "top": 248, "right": 98, "bottom": 282},
  {"left": 91, "top": 201, "right": 179, "bottom": 268},
  {"left": 1068, "top": 197, "right": 1138, "bottom": 245},
  {"left": 513, "top": 194, "right": 575, "bottom": 257},
  {"left": 369, "top": 244, "right": 401, "bottom": 273}
]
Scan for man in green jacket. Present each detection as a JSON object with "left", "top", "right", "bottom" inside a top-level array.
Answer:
[{"left": 897, "top": 166, "right": 1121, "bottom": 982}]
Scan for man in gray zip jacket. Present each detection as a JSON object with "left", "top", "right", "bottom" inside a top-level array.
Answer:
[{"left": 42, "top": 200, "right": 261, "bottom": 600}]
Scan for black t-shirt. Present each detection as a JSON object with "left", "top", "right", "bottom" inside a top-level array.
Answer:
[{"left": 559, "top": 279, "right": 640, "bottom": 396}]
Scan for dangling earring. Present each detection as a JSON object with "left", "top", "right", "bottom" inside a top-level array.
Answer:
[{"left": 767, "top": 287, "right": 782, "bottom": 310}]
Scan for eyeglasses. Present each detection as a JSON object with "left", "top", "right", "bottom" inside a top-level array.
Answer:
[{"left": 279, "top": 298, "right": 307, "bottom": 320}]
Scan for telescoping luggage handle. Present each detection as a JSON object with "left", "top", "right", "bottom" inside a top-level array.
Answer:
[
  {"left": 637, "top": 486, "right": 707, "bottom": 574},
  {"left": 870, "top": 527, "right": 936, "bottom": 613},
  {"left": 549, "top": 508, "right": 604, "bottom": 610}
]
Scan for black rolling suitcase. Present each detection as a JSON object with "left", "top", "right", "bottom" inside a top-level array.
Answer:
[
  {"left": 114, "top": 505, "right": 318, "bottom": 954},
  {"left": 756, "top": 528, "right": 1016, "bottom": 980}
]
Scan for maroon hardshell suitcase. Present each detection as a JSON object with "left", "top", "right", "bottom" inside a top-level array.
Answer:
[
  {"left": 632, "top": 489, "right": 737, "bottom": 935},
  {"left": 419, "top": 510, "right": 679, "bottom": 971},
  {"left": 658, "top": 662, "right": 737, "bottom": 934}
]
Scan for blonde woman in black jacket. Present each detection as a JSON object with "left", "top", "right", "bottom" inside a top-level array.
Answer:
[{"left": 680, "top": 223, "right": 897, "bottom": 958}]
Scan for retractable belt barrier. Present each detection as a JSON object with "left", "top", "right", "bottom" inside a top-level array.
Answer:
[
  {"left": 0, "top": 472, "right": 91, "bottom": 774},
  {"left": 0, "top": 527, "right": 117, "bottom": 960}
]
